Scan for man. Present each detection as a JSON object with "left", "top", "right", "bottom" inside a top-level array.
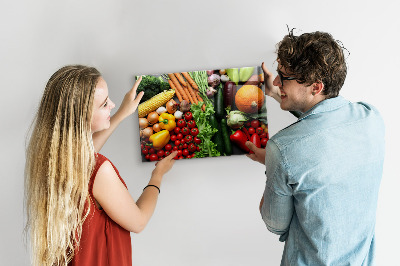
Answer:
[{"left": 246, "top": 31, "right": 385, "bottom": 265}]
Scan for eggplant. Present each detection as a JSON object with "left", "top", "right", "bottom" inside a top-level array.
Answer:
[{"left": 223, "top": 81, "right": 236, "bottom": 109}]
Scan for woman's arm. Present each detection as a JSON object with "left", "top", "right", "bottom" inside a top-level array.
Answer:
[
  {"left": 92, "top": 77, "right": 144, "bottom": 152},
  {"left": 92, "top": 150, "right": 178, "bottom": 233}
]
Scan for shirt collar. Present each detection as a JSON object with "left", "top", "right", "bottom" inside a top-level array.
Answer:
[{"left": 298, "top": 95, "right": 350, "bottom": 121}]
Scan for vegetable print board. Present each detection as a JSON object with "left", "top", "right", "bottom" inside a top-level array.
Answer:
[{"left": 136, "top": 66, "right": 269, "bottom": 162}]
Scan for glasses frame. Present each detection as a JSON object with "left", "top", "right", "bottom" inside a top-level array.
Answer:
[{"left": 277, "top": 70, "right": 297, "bottom": 86}]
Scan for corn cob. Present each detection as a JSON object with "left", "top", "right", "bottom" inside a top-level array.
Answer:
[{"left": 138, "top": 89, "right": 175, "bottom": 117}]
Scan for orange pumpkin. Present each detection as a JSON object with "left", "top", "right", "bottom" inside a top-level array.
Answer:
[{"left": 235, "top": 85, "right": 264, "bottom": 113}]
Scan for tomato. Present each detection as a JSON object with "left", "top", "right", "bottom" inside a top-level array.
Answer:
[
  {"left": 182, "top": 149, "right": 189, "bottom": 156},
  {"left": 188, "top": 143, "right": 197, "bottom": 153},
  {"left": 190, "top": 128, "right": 199, "bottom": 136},
  {"left": 261, "top": 138, "right": 268, "bottom": 147},
  {"left": 157, "top": 150, "right": 165, "bottom": 157},
  {"left": 251, "top": 119, "right": 260, "bottom": 128},
  {"left": 172, "top": 146, "right": 178, "bottom": 151},
  {"left": 177, "top": 150, "right": 182, "bottom": 156},
  {"left": 259, "top": 132, "right": 267, "bottom": 139},
  {"left": 145, "top": 154, "right": 150, "bottom": 160},
  {"left": 197, "top": 146, "right": 201, "bottom": 152},
  {"left": 149, "top": 154, "right": 158, "bottom": 161},
  {"left": 141, "top": 143, "right": 144, "bottom": 149},
  {"left": 141, "top": 148, "right": 149, "bottom": 155},
  {"left": 248, "top": 127, "right": 255, "bottom": 135},
  {"left": 174, "top": 127, "right": 181, "bottom": 134},
  {"left": 176, "top": 133, "right": 183, "bottom": 140},
  {"left": 165, "top": 151, "right": 171, "bottom": 156},
  {"left": 181, "top": 127, "right": 190, "bottom": 135},
  {"left": 170, "top": 135, "right": 177, "bottom": 142},
  {"left": 245, "top": 121, "right": 251, "bottom": 127},
  {"left": 164, "top": 144, "right": 172, "bottom": 151},
  {"left": 178, "top": 144, "right": 184, "bottom": 150},
  {"left": 256, "top": 127, "right": 263, "bottom": 135},
  {"left": 184, "top": 135, "right": 193, "bottom": 143},
  {"left": 184, "top": 112, "right": 193, "bottom": 121},
  {"left": 177, "top": 119, "right": 186, "bottom": 128},
  {"left": 194, "top": 137, "right": 201, "bottom": 144},
  {"left": 187, "top": 120, "right": 196, "bottom": 129},
  {"left": 148, "top": 148, "right": 156, "bottom": 154},
  {"left": 183, "top": 143, "right": 188, "bottom": 149},
  {"left": 174, "top": 140, "right": 181, "bottom": 146}
]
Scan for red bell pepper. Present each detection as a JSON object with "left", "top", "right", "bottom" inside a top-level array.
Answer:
[{"left": 230, "top": 129, "right": 250, "bottom": 152}]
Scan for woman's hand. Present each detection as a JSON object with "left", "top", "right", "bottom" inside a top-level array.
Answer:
[
  {"left": 152, "top": 151, "right": 178, "bottom": 179},
  {"left": 245, "top": 141, "right": 266, "bottom": 165},
  {"left": 115, "top": 76, "right": 144, "bottom": 120},
  {"left": 262, "top": 62, "right": 282, "bottom": 103}
]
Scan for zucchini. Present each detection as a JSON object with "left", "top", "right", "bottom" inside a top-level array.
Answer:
[
  {"left": 220, "top": 118, "right": 232, "bottom": 156},
  {"left": 210, "top": 114, "right": 224, "bottom": 154},
  {"left": 214, "top": 84, "right": 224, "bottom": 120}
]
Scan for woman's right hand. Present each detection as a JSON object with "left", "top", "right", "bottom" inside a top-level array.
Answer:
[{"left": 262, "top": 62, "right": 282, "bottom": 103}]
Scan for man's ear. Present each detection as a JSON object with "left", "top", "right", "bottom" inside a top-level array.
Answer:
[{"left": 312, "top": 82, "right": 324, "bottom": 96}]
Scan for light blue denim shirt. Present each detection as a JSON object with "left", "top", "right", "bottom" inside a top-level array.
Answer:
[{"left": 261, "top": 96, "right": 385, "bottom": 266}]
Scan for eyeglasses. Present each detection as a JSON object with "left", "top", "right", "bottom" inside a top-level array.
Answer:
[{"left": 277, "top": 70, "right": 297, "bottom": 86}]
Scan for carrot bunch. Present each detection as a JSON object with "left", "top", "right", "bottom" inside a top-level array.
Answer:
[{"left": 164, "top": 72, "right": 205, "bottom": 111}]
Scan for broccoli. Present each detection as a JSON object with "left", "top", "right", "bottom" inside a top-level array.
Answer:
[{"left": 136, "top": 75, "right": 170, "bottom": 103}]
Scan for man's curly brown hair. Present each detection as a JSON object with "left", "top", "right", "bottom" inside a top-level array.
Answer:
[{"left": 277, "top": 30, "right": 348, "bottom": 98}]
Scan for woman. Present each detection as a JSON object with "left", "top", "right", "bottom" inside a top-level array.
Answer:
[{"left": 24, "top": 65, "right": 177, "bottom": 265}]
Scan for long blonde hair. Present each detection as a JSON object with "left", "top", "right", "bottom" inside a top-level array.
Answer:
[{"left": 25, "top": 65, "right": 101, "bottom": 265}]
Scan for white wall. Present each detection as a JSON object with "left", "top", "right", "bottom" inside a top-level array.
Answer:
[{"left": 1, "top": 0, "right": 399, "bottom": 265}]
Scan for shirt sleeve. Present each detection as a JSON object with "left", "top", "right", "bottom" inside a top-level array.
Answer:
[{"left": 260, "top": 139, "right": 294, "bottom": 241}]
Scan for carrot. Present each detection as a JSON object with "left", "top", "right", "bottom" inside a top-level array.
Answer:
[
  {"left": 183, "top": 85, "right": 195, "bottom": 104},
  {"left": 195, "top": 91, "right": 206, "bottom": 111},
  {"left": 182, "top": 72, "right": 199, "bottom": 90},
  {"left": 186, "top": 81, "right": 198, "bottom": 104},
  {"left": 174, "top": 73, "right": 187, "bottom": 89},
  {"left": 168, "top": 79, "right": 183, "bottom": 102},
  {"left": 168, "top": 73, "right": 190, "bottom": 102}
]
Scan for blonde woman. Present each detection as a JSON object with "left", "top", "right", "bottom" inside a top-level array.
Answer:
[{"left": 25, "top": 65, "right": 177, "bottom": 266}]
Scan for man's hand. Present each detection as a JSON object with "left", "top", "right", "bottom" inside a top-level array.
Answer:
[
  {"left": 262, "top": 62, "right": 281, "bottom": 103},
  {"left": 245, "top": 141, "right": 266, "bottom": 165}
]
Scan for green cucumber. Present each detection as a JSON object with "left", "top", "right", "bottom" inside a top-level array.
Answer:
[
  {"left": 215, "top": 84, "right": 224, "bottom": 120},
  {"left": 210, "top": 114, "right": 224, "bottom": 154},
  {"left": 220, "top": 118, "right": 232, "bottom": 156}
]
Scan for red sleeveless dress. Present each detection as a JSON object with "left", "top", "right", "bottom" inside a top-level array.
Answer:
[{"left": 69, "top": 153, "right": 132, "bottom": 266}]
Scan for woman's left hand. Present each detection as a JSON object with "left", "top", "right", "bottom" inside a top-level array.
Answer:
[{"left": 116, "top": 76, "right": 144, "bottom": 119}]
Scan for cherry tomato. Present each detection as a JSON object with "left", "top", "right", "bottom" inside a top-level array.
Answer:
[
  {"left": 183, "top": 143, "right": 188, "bottom": 149},
  {"left": 190, "top": 128, "right": 199, "bottom": 136},
  {"left": 248, "top": 127, "right": 256, "bottom": 135},
  {"left": 176, "top": 133, "right": 183, "bottom": 140},
  {"left": 165, "top": 151, "right": 171, "bottom": 156},
  {"left": 170, "top": 135, "right": 177, "bottom": 142},
  {"left": 141, "top": 148, "right": 149, "bottom": 155},
  {"left": 245, "top": 121, "right": 251, "bottom": 127},
  {"left": 141, "top": 143, "right": 144, "bottom": 149},
  {"left": 157, "top": 150, "right": 165, "bottom": 157},
  {"left": 261, "top": 138, "right": 268, "bottom": 147},
  {"left": 185, "top": 135, "right": 193, "bottom": 143},
  {"left": 178, "top": 156, "right": 183, "bottom": 160},
  {"left": 259, "top": 132, "right": 267, "bottom": 139},
  {"left": 182, "top": 149, "right": 189, "bottom": 156},
  {"left": 148, "top": 148, "right": 156, "bottom": 154},
  {"left": 164, "top": 144, "right": 172, "bottom": 151},
  {"left": 184, "top": 112, "right": 193, "bottom": 121},
  {"left": 197, "top": 146, "right": 201, "bottom": 152},
  {"left": 177, "top": 119, "right": 186, "bottom": 128},
  {"left": 181, "top": 127, "right": 190, "bottom": 135},
  {"left": 172, "top": 146, "right": 178, "bottom": 151},
  {"left": 194, "top": 137, "right": 201, "bottom": 144},
  {"left": 145, "top": 154, "right": 150, "bottom": 160},
  {"left": 256, "top": 127, "right": 264, "bottom": 135},
  {"left": 149, "top": 154, "right": 158, "bottom": 161},
  {"left": 174, "top": 140, "right": 181, "bottom": 146},
  {"left": 187, "top": 120, "right": 196, "bottom": 129},
  {"left": 251, "top": 119, "right": 260, "bottom": 129},
  {"left": 188, "top": 143, "right": 197, "bottom": 153},
  {"left": 177, "top": 150, "right": 182, "bottom": 156},
  {"left": 174, "top": 127, "right": 181, "bottom": 134}
]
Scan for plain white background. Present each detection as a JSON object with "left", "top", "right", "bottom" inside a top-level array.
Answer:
[{"left": 1, "top": 0, "right": 399, "bottom": 265}]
